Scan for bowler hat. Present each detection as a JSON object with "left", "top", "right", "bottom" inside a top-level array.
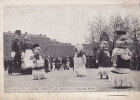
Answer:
[
  {"left": 116, "top": 30, "right": 126, "bottom": 35},
  {"left": 33, "top": 44, "right": 40, "bottom": 49},
  {"left": 15, "top": 30, "right": 21, "bottom": 36}
]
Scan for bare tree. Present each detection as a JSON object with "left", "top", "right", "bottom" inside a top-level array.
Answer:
[
  {"left": 87, "top": 12, "right": 140, "bottom": 57},
  {"left": 128, "top": 15, "right": 140, "bottom": 55},
  {"left": 88, "top": 16, "right": 107, "bottom": 42},
  {"left": 108, "top": 13, "right": 126, "bottom": 51}
]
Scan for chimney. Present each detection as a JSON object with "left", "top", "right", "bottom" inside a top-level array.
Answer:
[{"left": 8, "top": 31, "right": 11, "bottom": 33}]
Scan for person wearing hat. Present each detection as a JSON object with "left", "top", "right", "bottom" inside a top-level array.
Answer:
[
  {"left": 109, "top": 31, "right": 135, "bottom": 87},
  {"left": 32, "top": 44, "right": 46, "bottom": 80},
  {"left": 21, "top": 33, "right": 34, "bottom": 70},
  {"left": 11, "top": 30, "right": 24, "bottom": 72},
  {"left": 74, "top": 44, "right": 87, "bottom": 77}
]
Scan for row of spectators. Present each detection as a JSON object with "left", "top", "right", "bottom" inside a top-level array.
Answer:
[{"left": 4, "top": 53, "right": 140, "bottom": 74}]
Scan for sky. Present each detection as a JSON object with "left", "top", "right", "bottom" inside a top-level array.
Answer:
[{"left": 3, "top": 4, "right": 140, "bottom": 45}]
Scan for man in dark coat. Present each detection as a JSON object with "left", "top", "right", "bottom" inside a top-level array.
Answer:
[
  {"left": 8, "top": 57, "right": 14, "bottom": 75},
  {"left": 11, "top": 30, "right": 23, "bottom": 72},
  {"left": 44, "top": 55, "right": 50, "bottom": 73},
  {"left": 55, "top": 57, "right": 61, "bottom": 70},
  {"left": 69, "top": 56, "right": 74, "bottom": 70},
  {"left": 49, "top": 57, "right": 54, "bottom": 71},
  {"left": 62, "top": 57, "right": 67, "bottom": 70},
  {"left": 4, "top": 56, "right": 8, "bottom": 71}
]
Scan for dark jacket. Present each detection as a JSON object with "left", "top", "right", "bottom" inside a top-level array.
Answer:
[
  {"left": 11, "top": 39, "right": 23, "bottom": 53},
  {"left": 116, "top": 55, "right": 131, "bottom": 68},
  {"left": 97, "top": 50, "right": 112, "bottom": 67}
]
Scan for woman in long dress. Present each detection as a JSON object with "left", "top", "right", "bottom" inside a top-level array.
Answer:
[
  {"left": 22, "top": 33, "right": 34, "bottom": 70},
  {"left": 74, "top": 44, "right": 87, "bottom": 77}
]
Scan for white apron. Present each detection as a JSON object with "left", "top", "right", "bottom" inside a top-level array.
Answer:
[
  {"left": 22, "top": 49, "right": 34, "bottom": 69},
  {"left": 74, "top": 55, "right": 87, "bottom": 76}
]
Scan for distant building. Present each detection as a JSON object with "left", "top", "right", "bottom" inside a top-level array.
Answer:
[{"left": 3, "top": 31, "right": 75, "bottom": 58}]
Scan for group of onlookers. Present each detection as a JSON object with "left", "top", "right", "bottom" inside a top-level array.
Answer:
[
  {"left": 4, "top": 55, "right": 74, "bottom": 74},
  {"left": 43, "top": 56, "right": 74, "bottom": 72},
  {"left": 4, "top": 51, "right": 140, "bottom": 74}
]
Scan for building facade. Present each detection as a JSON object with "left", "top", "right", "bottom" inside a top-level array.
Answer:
[{"left": 3, "top": 31, "right": 75, "bottom": 58}]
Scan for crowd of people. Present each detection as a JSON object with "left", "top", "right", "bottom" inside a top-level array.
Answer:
[
  {"left": 43, "top": 56, "right": 74, "bottom": 72},
  {"left": 3, "top": 30, "right": 139, "bottom": 88}
]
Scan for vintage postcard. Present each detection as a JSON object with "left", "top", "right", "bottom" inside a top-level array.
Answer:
[{"left": 0, "top": 0, "right": 140, "bottom": 100}]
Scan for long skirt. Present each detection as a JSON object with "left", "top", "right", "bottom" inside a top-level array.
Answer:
[
  {"left": 32, "top": 69, "right": 46, "bottom": 80},
  {"left": 51, "top": 63, "right": 55, "bottom": 71},
  {"left": 97, "top": 67, "right": 111, "bottom": 77},
  {"left": 75, "top": 66, "right": 87, "bottom": 76},
  {"left": 22, "top": 49, "right": 34, "bottom": 69},
  {"left": 109, "top": 68, "right": 135, "bottom": 87}
]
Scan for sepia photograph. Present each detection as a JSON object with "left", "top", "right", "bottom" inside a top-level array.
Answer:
[{"left": 2, "top": 3, "right": 140, "bottom": 94}]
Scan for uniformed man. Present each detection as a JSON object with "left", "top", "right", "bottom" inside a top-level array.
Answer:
[{"left": 11, "top": 30, "right": 24, "bottom": 72}]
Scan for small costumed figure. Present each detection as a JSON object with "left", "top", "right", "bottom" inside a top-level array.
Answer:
[
  {"left": 109, "top": 31, "right": 134, "bottom": 87},
  {"left": 32, "top": 44, "right": 46, "bottom": 80},
  {"left": 11, "top": 30, "right": 24, "bottom": 72},
  {"left": 97, "top": 41, "right": 112, "bottom": 79},
  {"left": 22, "top": 33, "right": 34, "bottom": 69},
  {"left": 74, "top": 44, "right": 87, "bottom": 77}
]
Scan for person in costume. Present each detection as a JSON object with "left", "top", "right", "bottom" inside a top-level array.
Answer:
[
  {"left": 32, "top": 44, "right": 46, "bottom": 80},
  {"left": 109, "top": 31, "right": 134, "bottom": 87},
  {"left": 11, "top": 30, "right": 24, "bottom": 72},
  {"left": 97, "top": 41, "right": 112, "bottom": 79},
  {"left": 22, "top": 33, "right": 34, "bottom": 70},
  {"left": 74, "top": 44, "right": 87, "bottom": 77}
]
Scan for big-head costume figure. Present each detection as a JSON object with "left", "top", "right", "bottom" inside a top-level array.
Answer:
[
  {"left": 97, "top": 41, "right": 112, "bottom": 79},
  {"left": 74, "top": 44, "right": 87, "bottom": 77},
  {"left": 109, "top": 30, "right": 134, "bottom": 87},
  {"left": 11, "top": 30, "right": 23, "bottom": 72},
  {"left": 22, "top": 33, "right": 34, "bottom": 70},
  {"left": 32, "top": 44, "right": 46, "bottom": 80}
]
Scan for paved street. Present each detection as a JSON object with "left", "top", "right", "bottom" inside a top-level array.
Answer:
[{"left": 4, "top": 68, "right": 140, "bottom": 92}]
